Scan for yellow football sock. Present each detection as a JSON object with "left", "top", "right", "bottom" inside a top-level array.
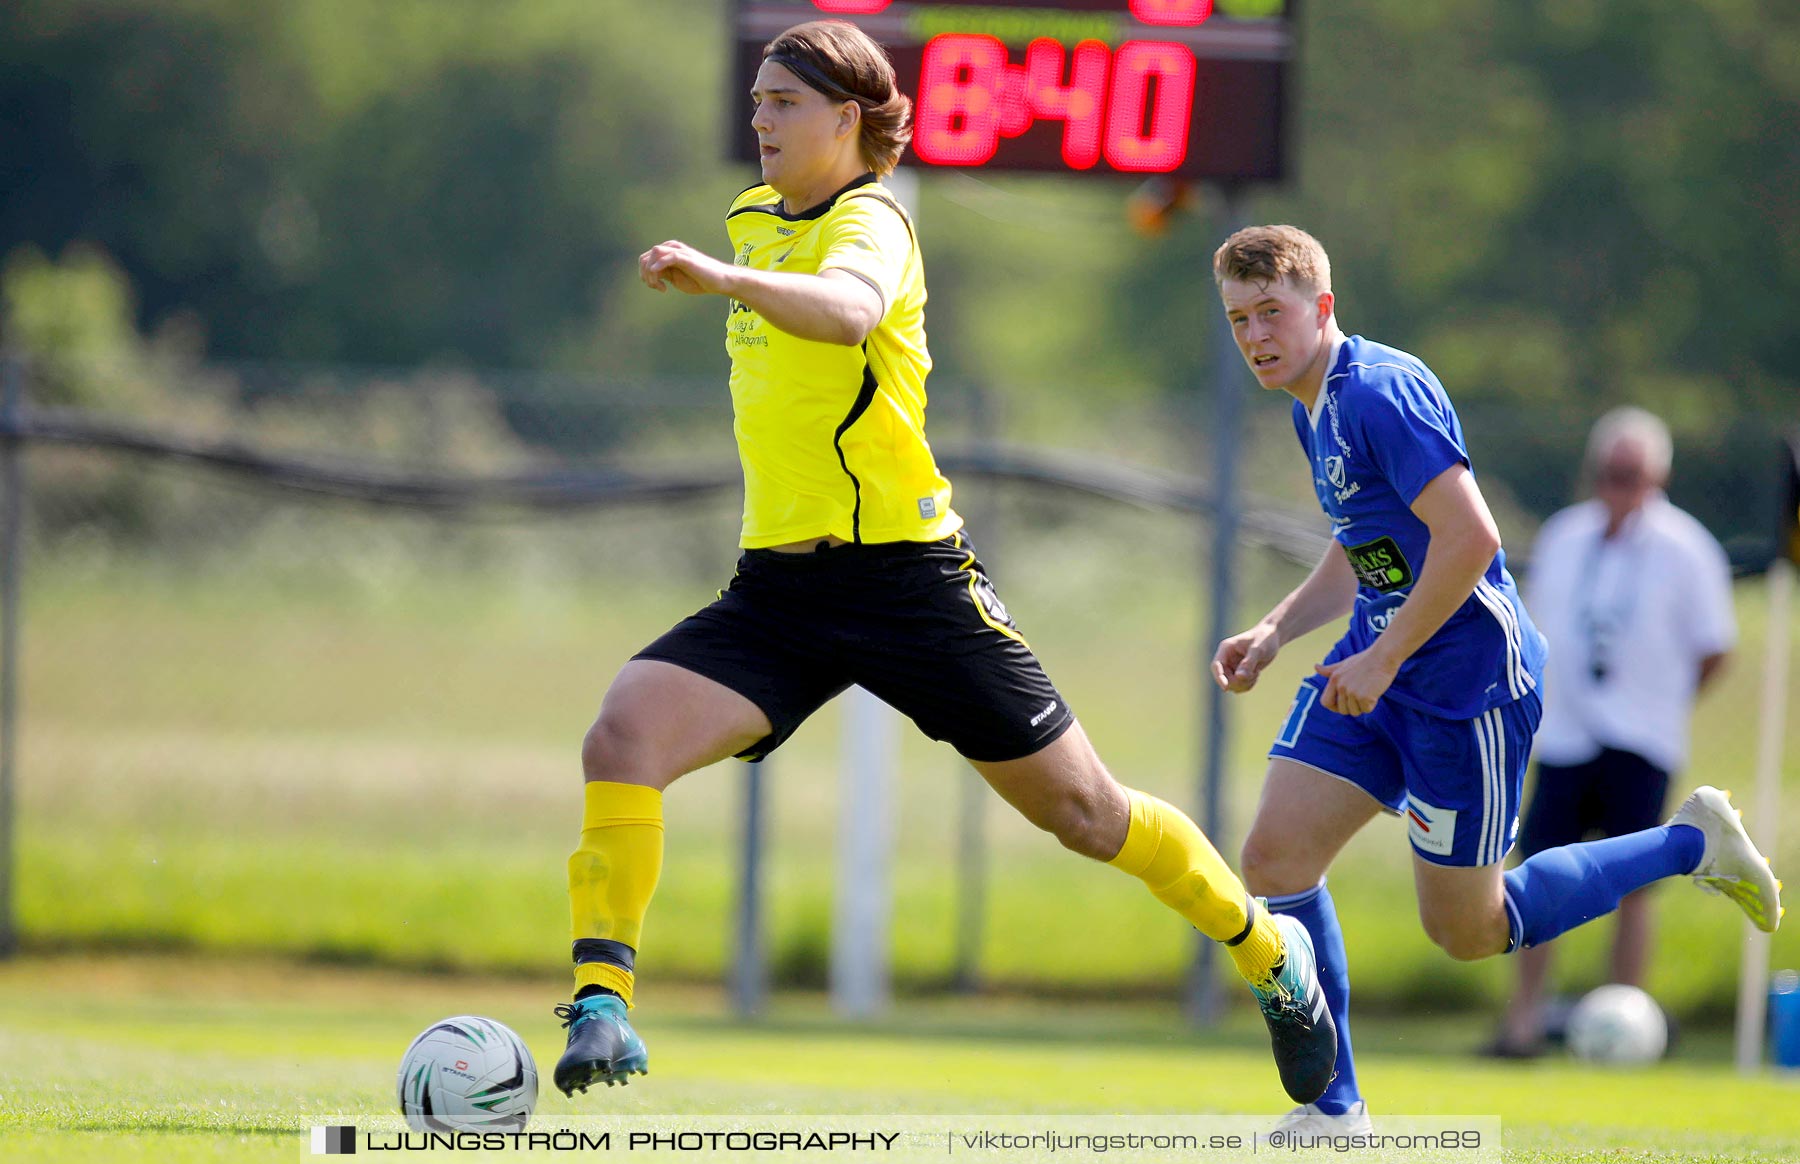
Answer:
[
  {"left": 568, "top": 780, "right": 665, "bottom": 1007},
  {"left": 1224, "top": 900, "right": 1286, "bottom": 989},
  {"left": 1107, "top": 788, "right": 1286, "bottom": 984}
]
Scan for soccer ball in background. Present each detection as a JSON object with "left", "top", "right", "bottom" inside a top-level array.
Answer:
[
  {"left": 1566, "top": 985, "right": 1668, "bottom": 1064},
  {"left": 397, "top": 1015, "right": 538, "bottom": 1132}
]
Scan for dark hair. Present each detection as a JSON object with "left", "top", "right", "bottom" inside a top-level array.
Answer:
[{"left": 763, "top": 20, "right": 911, "bottom": 175}]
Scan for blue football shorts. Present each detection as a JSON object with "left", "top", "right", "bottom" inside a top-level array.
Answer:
[{"left": 1268, "top": 672, "right": 1543, "bottom": 867}]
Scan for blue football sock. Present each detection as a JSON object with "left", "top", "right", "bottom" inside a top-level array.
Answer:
[
  {"left": 1266, "top": 880, "right": 1359, "bottom": 1114},
  {"left": 1502, "top": 824, "right": 1704, "bottom": 951}
]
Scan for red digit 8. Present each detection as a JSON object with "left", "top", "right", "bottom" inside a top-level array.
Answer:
[
  {"left": 1128, "top": 0, "right": 1213, "bottom": 25},
  {"left": 913, "top": 34, "right": 1009, "bottom": 166},
  {"left": 1104, "top": 40, "right": 1196, "bottom": 172}
]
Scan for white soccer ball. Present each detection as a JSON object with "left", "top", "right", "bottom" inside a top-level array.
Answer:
[
  {"left": 1566, "top": 985, "right": 1668, "bottom": 1064},
  {"left": 397, "top": 1015, "right": 538, "bottom": 1132}
]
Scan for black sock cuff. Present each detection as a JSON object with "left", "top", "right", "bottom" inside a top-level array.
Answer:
[
  {"left": 1223, "top": 894, "right": 1259, "bottom": 947},
  {"left": 573, "top": 938, "right": 636, "bottom": 973}
]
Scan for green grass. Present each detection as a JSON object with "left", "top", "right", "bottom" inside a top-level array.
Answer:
[
  {"left": 13, "top": 501, "right": 1800, "bottom": 1011},
  {"left": 0, "top": 954, "right": 1797, "bottom": 1163}
]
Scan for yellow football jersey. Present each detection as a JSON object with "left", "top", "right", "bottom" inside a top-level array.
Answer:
[{"left": 724, "top": 174, "right": 961, "bottom": 548}]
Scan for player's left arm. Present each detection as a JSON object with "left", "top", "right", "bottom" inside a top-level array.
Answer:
[{"left": 1315, "top": 463, "right": 1502, "bottom": 715}]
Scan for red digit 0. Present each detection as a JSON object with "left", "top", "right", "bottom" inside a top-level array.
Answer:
[
  {"left": 1022, "top": 38, "right": 1111, "bottom": 170},
  {"left": 1128, "top": 0, "right": 1213, "bottom": 25},
  {"left": 913, "top": 34, "right": 1009, "bottom": 166},
  {"left": 811, "top": 1, "right": 892, "bottom": 12},
  {"left": 1104, "top": 40, "right": 1196, "bottom": 172}
]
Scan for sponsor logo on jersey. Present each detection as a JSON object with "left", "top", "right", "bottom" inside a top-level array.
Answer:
[{"left": 1344, "top": 535, "right": 1414, "bottom": 593}]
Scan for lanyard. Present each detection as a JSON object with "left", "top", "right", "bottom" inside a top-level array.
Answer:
[{"left": 1576, "top": 517, "right": 1646, "bottom": 683}]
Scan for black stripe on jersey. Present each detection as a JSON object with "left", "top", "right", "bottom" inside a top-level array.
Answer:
[
  {"left": 842, "top": 190, "right": 916, "bottom": 249},
  {"left": 727, "top": 172, "right": 881, "bottom": 221},
  {"left": 832, "top": 351, "right": 880, "bottom": 543},
  {"left": 726, "top": 194, "right": 782, "bottom": 220}
]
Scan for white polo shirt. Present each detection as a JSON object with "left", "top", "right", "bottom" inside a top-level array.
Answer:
[{"left": 1528, "top": 494, "right": 1735, "bottom": 774}]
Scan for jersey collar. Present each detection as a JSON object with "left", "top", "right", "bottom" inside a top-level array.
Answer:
[
  {"left": 1307, "top": 337, "right": 1350, "bottom": 430},
  {"left": 770, "top": 172, "right": 881, "bottom": 222}
]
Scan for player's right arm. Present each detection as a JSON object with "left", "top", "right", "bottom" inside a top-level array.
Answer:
[
  {"left": 638, "top": 240, "right": 882, "bottom": 346},
  {"left": 1212, "top": 544, "right": 1358, "bottom": 692}
]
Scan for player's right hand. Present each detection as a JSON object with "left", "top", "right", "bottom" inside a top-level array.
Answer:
[
  {"left": 639, "top": 240, "right": 731, "bottom": 296},
  {"left": 1212, "top": 623, "right": 1280, "bottom": 693}
]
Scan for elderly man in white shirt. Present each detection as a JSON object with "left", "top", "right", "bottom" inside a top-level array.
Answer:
[{"left": 1491, "top": 407, "right": 1736, "bottom": 1057}]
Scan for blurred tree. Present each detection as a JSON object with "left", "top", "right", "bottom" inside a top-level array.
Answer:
[
  {"left": 0, "top": 0, "right": 1793, "bottom": 535},
  {"left": 0, "top": 0, "right": 734, "bottom": 370}
]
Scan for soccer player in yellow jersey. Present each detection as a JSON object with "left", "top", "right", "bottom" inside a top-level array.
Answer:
[{"left": 553, "top": 20, "right": 1336, "bottom": 1105}]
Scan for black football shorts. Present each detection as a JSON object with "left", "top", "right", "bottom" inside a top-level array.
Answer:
[
  {"left": 1516, "top": 746, "right": 1672, "bottom": 858},
  {"left": 633, "top": 530, "right": 1075, "bottom": 763}
]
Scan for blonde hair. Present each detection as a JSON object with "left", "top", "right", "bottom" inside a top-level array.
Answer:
[
  {"left": 763, "top": 21, "right": 912, "bottom": 176},
  {"left": 1212, "top": 225, "right": 1332, "bottom": 296}
]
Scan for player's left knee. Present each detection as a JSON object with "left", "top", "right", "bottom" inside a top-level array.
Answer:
[
  {"left": 1421, "top": 913, "right": 1506, "bottom": 962},
  {"left": 1033, "top": 787, "right": 1118, "bottom": 860},
  {"left": 1048, "top": 804, "right": 1112, "bottom": 860}
]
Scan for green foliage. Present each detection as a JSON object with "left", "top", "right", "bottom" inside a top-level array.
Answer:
[
  {"left": 0, "top": 0, "right": 735, "bottom": 369},
  {"left": 1, "top": 244, "right": 156, "bottom": 409},
  {"left": 2, "top": 0, "right": 1795, "bottom": 539},
  {"left": 3, "top": 0, "right": 1795, "bottom": 409}
]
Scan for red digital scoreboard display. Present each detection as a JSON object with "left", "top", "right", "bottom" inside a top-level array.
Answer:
[{"left": 732, "top": 0, "right": 1292, "bottom": 181}]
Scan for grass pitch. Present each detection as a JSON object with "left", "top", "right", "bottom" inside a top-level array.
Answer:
[{"left": 1, "top": 955, "right": 1797, "bottom": 1163}]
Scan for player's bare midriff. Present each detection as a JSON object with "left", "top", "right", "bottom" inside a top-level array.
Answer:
[{"left": 764, "top": 534, "right": 851, "bottom": 553}]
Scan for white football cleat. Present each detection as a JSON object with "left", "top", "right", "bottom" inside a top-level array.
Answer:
[
  {"left": 1668, "top": 786, "right": 1783, "bottom": 933},
  {"left": 1273, "top": 1100, "right": 1373, "bottom": 1138}
]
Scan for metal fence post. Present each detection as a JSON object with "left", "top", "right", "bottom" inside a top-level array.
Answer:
[
  {"left": 951, "top": 382, "right": 1000, "bottom": 993},
  {"left": 833, "top": 685, "right": 895, "bottom": 1018},
  {"left": 1187, "top": 186, "right": 1247, "bottom": 1024},
  {"left": 0, "top": 353, "right": 27, "bottom": 959},
  {"left": 732, "top": 757, "right": 769, "bottom": 1018}
]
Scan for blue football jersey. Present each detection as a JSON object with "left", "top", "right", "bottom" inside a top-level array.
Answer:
[{"left": 1292, "top": 335, "right": 1546, "bottom": 718}]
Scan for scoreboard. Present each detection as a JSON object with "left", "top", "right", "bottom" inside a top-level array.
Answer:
[{"left": 731, "top": 0, "right": 1293, "bottom": 181}]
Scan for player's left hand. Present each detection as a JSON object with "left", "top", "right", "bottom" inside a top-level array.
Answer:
[
  {"left": 1315, "top": 649, "right": 1399, "bottom": 717},
  {"left": 640, "top": 240, "right": 734, "bottom": 296}
]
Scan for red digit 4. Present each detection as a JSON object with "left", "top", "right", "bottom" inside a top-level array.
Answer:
[{"left": 1020, "top": 38, "right": 1111, "bottom": 169}]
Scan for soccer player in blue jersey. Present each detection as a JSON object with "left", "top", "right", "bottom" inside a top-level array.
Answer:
[{"left": 1211, "top": 225, "right": 1782, "bottom": 1133}]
